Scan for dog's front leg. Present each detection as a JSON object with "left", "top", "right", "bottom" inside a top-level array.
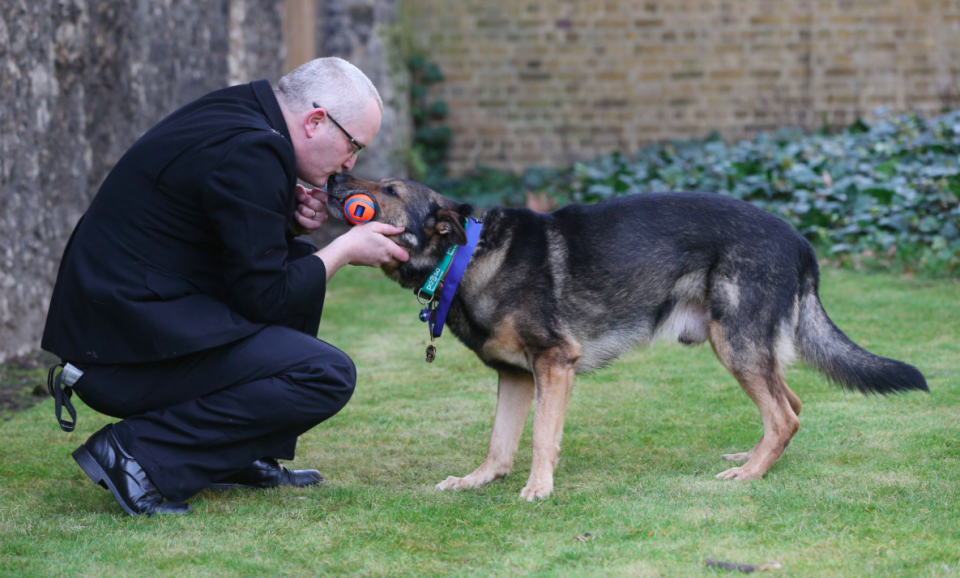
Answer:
[
  {"left": 521, "top": 350, "right": 577, "bottom": 501},
  {"left": 436, "top": 371, "right": 534, "bottom": 492}
]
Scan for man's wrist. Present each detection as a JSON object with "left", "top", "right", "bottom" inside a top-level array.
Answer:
[{"left": 315, "top": 237, "right": 350, "bottom": 282}]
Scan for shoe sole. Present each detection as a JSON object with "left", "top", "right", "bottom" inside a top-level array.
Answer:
[{"left": 72, "top": 445, "right": 138, "bottom": 516}]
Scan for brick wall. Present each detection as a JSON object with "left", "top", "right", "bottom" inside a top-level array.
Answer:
[{"left": 401, "top": 0, "right": 960, "bottom": 173}]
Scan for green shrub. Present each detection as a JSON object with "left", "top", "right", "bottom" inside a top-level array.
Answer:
[{"left": 440, "top": 110, "right": 960, "bottom": 275}]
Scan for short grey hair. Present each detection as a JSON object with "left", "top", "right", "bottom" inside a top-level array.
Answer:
[{"left": 275, "top": 57, "right": 383, "bottom": 124}]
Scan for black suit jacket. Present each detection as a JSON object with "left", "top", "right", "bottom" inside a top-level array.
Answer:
[{"left": 42, "top": 80, "right": 327, "bottom": 364}]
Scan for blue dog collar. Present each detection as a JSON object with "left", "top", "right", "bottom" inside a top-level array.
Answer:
[{"left": 426, "top": 218, "right": 482, "bottom": 340}]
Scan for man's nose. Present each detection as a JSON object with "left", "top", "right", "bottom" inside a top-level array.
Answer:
[{"left": 342, "top": 156, "right": 357, "bottom": 171}]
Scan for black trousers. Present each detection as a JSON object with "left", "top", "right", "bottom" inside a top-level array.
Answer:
[{"left": 70, "top": 240, "right": 356, "bottom": 502}]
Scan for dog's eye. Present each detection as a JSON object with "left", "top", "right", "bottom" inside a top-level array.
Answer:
[{"left": 383, "top": 186, "right": 399, "bottom": 197}]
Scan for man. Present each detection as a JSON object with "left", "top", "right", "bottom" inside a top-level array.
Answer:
[{"left": 42, "top": 57, "right": 408, "bottom": 516}]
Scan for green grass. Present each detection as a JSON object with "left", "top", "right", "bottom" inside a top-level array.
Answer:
[{"left": 1, "top": 267, "right": 958, "bottom": 577}]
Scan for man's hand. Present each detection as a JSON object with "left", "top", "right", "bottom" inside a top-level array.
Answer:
[
  {"left": 293, "top": 184, "right": 329, "bottom": 234},
  {"left": 315, "top": 222, "right": 410, "bottom": 281}
]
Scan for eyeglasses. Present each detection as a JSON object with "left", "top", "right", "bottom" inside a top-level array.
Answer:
[{"left": 313, "top": 102, "right": 365, "bottom": 157}]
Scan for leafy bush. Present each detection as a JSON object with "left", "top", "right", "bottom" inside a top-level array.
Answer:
[{"left": 440, "top": 110, "right": 960, "bottom": 275}]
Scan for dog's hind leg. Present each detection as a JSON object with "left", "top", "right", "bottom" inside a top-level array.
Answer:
[
  {"left": 721, "top": 381, "right": 801, "bottom": 461},
  {"left": 714, "top": 372, "right": 799, "bottom": 480},
  {"left": 521, "top": 347, "right": 578, "bottom": 501},
  {"left": 709, "top": 321, "right": 800, "bottom": 480},
  {"left": 436, "top": 371, "right": 535, "bottom": 492},
  {"left": 783, "top": 381, "right": 801, "bottom": 416},
  {"left": 720, "top": 362, "right": 801, "bottom": 463},
  {"left": 721, "top": 440, "right": 761, "bottom": 462}
]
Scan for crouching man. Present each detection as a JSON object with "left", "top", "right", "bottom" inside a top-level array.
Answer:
[{"left": 41, "top": 57, "right": 408, "bottom": 515}]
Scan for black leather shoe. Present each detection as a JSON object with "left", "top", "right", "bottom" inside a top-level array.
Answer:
[
  {"left": 72, "top": 424, "right": 192, "bottom": 516},
  {"left": 209, "top": 458, "right": 323, "bottom": 490}
]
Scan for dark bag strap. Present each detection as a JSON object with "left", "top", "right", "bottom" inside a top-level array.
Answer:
[{"left": 47, "top": 363, "right": 77, "bottom": 433}]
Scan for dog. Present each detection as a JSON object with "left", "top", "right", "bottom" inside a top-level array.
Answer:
[{"left": 324, "top": 173, "right": 928, "bottom": 501}]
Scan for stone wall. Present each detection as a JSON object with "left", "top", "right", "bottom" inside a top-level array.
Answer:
[
  {"left": 0, "top": 0, "right": 410, "bottom": 361},
  {"left": 401, "top": 0, "right": 960, "bottom": 173},
  {"left": 320, "top": 0, "right": 412, "bottom": 180},
  {"left": 0, "top": 0, "right": 283, "bottom": 361}
]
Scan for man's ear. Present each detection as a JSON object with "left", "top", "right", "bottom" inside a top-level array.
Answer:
[
  {"left": 305, "top": 108, "right": 326, "bottom": 138},
  {"left": 436, "top": 208, "right": 468, "bottom": 245}
]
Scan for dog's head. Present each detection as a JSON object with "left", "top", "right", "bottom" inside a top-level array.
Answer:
[{"left": 326, "top": 173, "right": 474, "bottom": 289}]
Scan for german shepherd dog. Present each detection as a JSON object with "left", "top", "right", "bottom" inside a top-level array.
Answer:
[{"left": 325, "top": 173, "right": 927, "bottom": 501}]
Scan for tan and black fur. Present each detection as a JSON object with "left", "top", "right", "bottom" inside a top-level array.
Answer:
[{"left": 325, "top": 173, "right": 928, "bottom": 501}]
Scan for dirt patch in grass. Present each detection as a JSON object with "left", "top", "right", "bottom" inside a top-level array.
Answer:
[{"left": 0, "top": 351, "right": 58, "bottom": 419}]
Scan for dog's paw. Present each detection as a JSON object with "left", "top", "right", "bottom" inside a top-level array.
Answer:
[
  {"left": 715, "top": 466, "right": 763, "bottom": 481},
  {"left": 721, "top": 451, "right": 752, "bottom": 462},
  {"left": 519, "top": 482, "right": 553, "bottom": 501},
  {"left": 435, "top": 475, "right": 482, "bottom": 491}
]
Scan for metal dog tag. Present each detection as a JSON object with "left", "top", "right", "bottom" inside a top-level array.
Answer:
[{"left": 425, "top": 344, "right": 436, "bottom": 363}]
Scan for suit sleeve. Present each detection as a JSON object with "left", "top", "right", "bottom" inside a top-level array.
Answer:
[{"left": 202, "top": 132, "right": 327, "bottom": 323}]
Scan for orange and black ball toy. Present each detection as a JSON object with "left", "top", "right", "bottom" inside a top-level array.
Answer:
[{"left": 344, "top": 194, "right": 376, "bottom": 225}]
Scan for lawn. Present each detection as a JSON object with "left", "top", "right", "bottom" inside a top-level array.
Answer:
[{"left": 1, "top": 266, "right": 958, "bottom": 577}]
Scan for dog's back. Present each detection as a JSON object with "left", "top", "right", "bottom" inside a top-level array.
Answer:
[{"left": 456, "top": 193, "right": 811, "bottom": 371}]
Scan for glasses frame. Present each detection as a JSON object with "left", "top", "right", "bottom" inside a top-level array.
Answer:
[{"left": 312, "top": 102, "right": 365, "bottom": 157}]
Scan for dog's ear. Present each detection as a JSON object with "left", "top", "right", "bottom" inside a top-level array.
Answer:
[
  {"left": 434, "top": 203, "right": 473, "bottom": 246},
  {"left": 436, "top": 208, "right": 468, "bottom": 246}
]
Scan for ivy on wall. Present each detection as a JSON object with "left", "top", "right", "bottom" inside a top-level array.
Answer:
[{"left": 406, "top": 56, "right": 451, "bottom": 184}]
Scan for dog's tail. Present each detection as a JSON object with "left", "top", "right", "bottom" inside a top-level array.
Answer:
[{"left": 796, "top": 277, "right": 927, "bottom": 395}]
